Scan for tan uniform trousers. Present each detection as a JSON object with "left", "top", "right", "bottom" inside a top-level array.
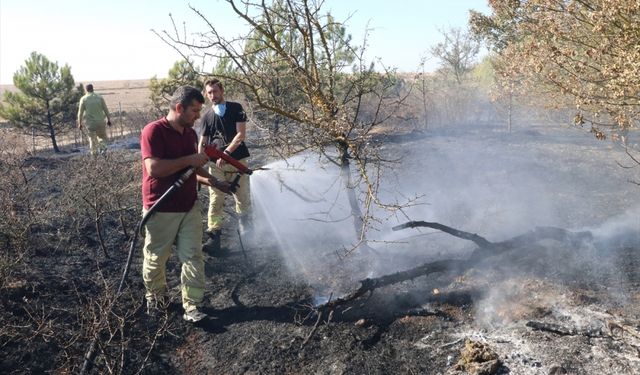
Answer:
[
  {"left": 142, "top": 202, "right": 205, "bottom": 311},
  {"left": 86, "top": 123, "right": 108, "bottom": 155},
  {"left": 207, "top": 158, "right": 251, "bottom": 231}
]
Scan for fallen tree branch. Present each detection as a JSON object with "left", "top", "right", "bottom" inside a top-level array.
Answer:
[
  {"left": 322, "top": 259, "right": 469, "bottom": 310},
  {"left": 319, "top": 224, "right": 593, "bottom": 311},
  {"left": 392, "top": 221, "right": 494, "bottom": 248},
  {"left": 392, "top": 222, "right": 593, "bottom": 252},
  {"left": 305, "top": 222, "right": 595, "bottom": 344},
  {"left": 496, "top": 226, "right": 593, "bottom": 250},
  {"left": 526, "top": 321, "right": 604, "bottom": 338}
]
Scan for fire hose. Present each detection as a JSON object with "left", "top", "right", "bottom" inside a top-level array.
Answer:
[{"left": 80, "top": 146, "right": 254, "bottom": 374}]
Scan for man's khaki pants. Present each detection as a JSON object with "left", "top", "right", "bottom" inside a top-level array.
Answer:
[
  {"left": 207, "top": 159, "right": 251, "bottom": 231},
  {"left": 142, "top": 202, "right": 205, "bottom": 312},
  {"left": 86, "top": 124, "right": 108, "bottom": 155}
]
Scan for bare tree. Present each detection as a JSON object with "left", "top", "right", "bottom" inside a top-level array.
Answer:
[{"left": 155, "top": 0, "right": 415, "bottom": 249}]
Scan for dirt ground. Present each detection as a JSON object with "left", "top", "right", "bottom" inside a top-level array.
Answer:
[{"left": 3, "top": 121, "right": 640, "bottom": 374}]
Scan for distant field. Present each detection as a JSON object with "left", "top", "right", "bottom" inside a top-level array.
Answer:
[
  {"left": 88, "top": 79, "right": 152, "bottom": 110},
  {"left": 0, "top": 79, "right": 152, "bottom": 111},
  {"left": 0, "top": 79, "right": 153, "bottom": 153}
]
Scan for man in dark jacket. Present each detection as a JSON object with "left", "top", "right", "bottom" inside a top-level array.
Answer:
[{"left": 198, "top": 78, "right": 252, "bottom": 254}]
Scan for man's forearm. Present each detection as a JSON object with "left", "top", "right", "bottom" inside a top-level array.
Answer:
[
  {"left": 225, "top": 134, "right": 245, "bottom": 153},
  {"left": 198, "top": 135, "right": 207, "bottom": 153},
  {"left": 225, "top": 122, "right": 246, "bottom": 153},
  {"left": 195, "top": 166, "right": 213, "bottom": 180}
]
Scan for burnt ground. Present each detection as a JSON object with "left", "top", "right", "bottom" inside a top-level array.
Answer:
[{"left": 3, "top": 122, "right": 640, "bottom": 374}]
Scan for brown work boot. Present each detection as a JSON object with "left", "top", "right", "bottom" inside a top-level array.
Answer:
[{"left": 202, "top": 230, "right": 221, "bottom": 255}]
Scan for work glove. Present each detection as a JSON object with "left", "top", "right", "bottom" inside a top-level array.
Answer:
[{"left": 107, "top": 120, "right": 112, "bottom": 126}]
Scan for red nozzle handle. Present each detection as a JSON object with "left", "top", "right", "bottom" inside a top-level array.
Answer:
[{"left": 203, "top": 144, "right": 253, "bottom": 175}]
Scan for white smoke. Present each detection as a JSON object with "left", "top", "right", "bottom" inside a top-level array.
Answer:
[{"left": 249, "top": 125, "right": 639, "bottom": 308}]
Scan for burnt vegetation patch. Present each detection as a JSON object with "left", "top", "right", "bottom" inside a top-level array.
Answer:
[{"left": 2, "top": 122, "right": 640, "bottom": 375}]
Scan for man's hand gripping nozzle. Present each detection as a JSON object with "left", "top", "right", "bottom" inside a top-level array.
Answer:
[{"left": 203, "top": 144, "right": 253, "bottom": 194}]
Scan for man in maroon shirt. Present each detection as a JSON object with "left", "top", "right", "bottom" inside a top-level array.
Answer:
[{"left": 140, "top": 85, "right": 229, "bottom": 323}]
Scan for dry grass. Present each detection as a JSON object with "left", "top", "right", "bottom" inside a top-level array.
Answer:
[
  {"left": 82, "top": 79, "right": 152, "bottom": 110},
  {"left": 0, "top": 79, "right": 152, "bottom": 112}
]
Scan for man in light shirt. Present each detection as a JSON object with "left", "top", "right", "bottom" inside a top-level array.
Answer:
[{"left": 77, "top": 84, "right": 111, "bottom": 155}]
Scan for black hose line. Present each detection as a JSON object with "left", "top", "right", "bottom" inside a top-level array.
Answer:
[
  {"left": 80, "top": 167, "right": 195, "bottom": 375},
  {"left": 116, "top": 167, "right": 194, "bottom": 294}
]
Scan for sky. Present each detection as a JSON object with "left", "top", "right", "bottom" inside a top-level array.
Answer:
[{"left": 0, "top": 0, "right": 490, "bottom": 85}]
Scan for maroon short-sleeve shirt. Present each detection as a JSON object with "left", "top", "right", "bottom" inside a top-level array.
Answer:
[{"left": 140, "top": 118, "right": 198, "bottom": 212}]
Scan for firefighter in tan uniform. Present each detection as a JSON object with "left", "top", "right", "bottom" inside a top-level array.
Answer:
[{"left": 77, "top": 84, "right": 111, "bottom": 155}]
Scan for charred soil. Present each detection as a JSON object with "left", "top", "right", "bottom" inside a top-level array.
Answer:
[{"left": 2, "top": 123, "right": 640, "bottom": 375}]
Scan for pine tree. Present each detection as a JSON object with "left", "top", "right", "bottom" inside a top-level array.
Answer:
[{"left": 0, "top": 52, "right": 83, "bottom": 153}]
